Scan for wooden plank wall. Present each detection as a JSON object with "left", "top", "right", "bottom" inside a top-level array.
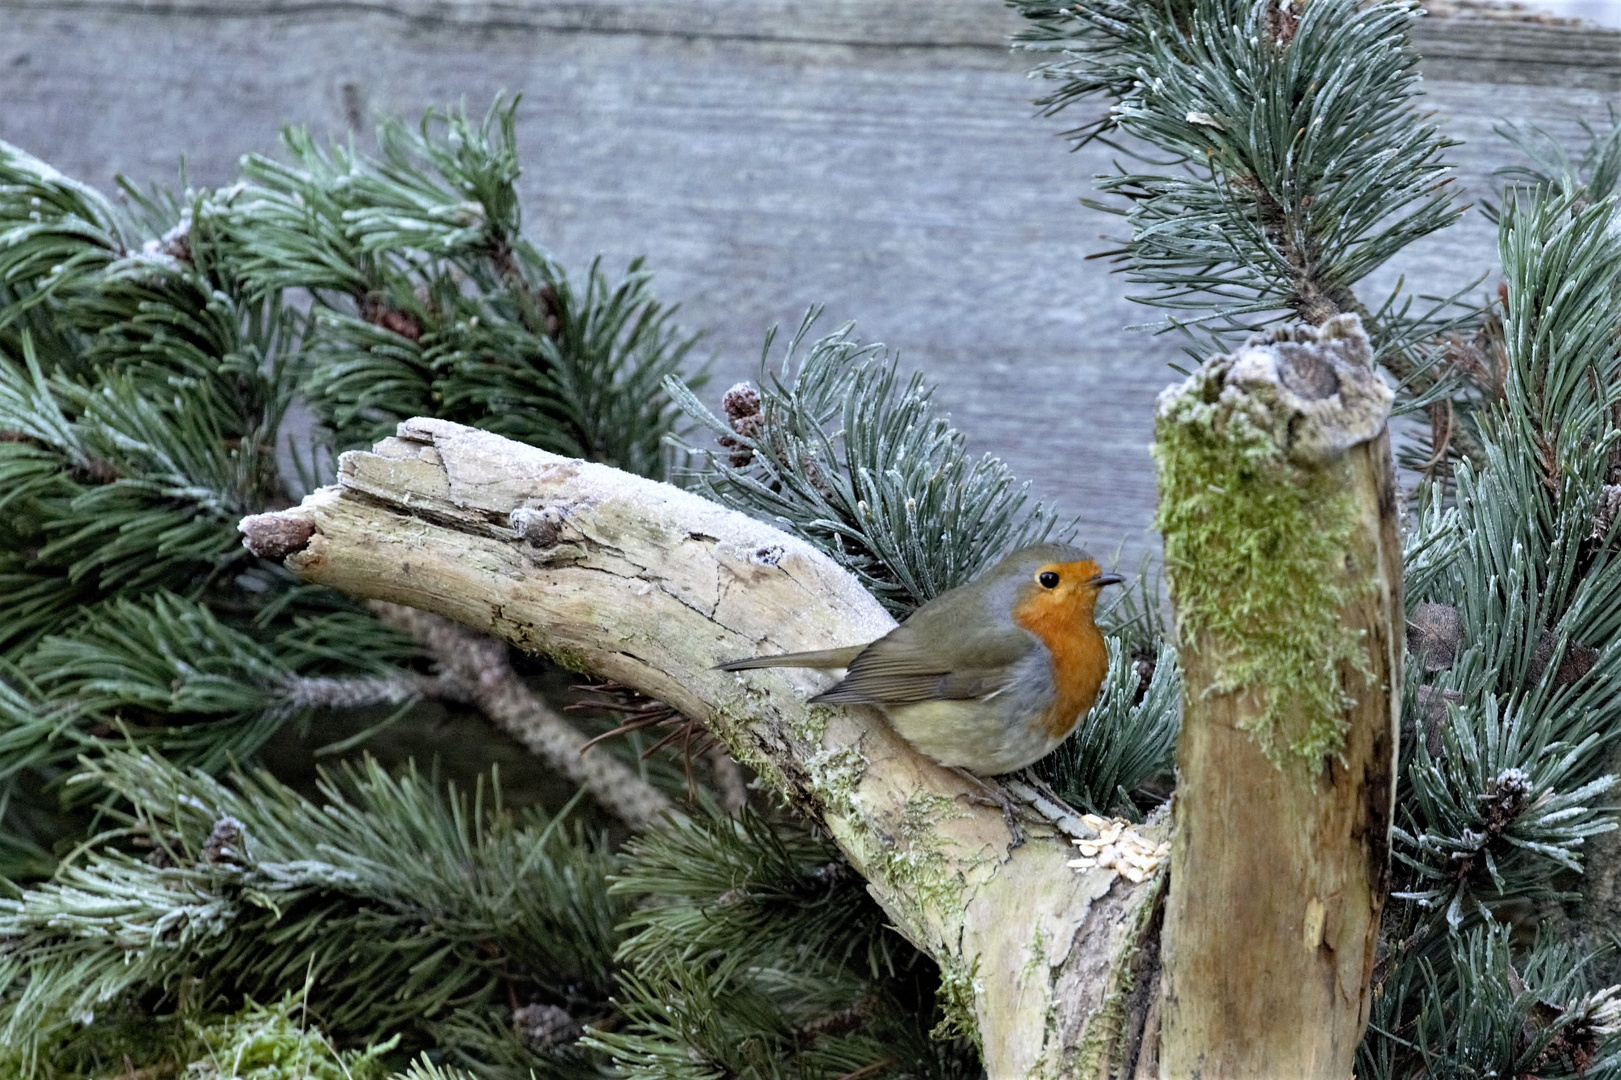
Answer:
[{"left": 1, "top": 1, "right": 1617, "bottom": 566}]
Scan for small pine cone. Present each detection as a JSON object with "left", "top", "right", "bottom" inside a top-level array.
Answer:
[
  {"left": 1407, "top": 603, "right": 1462, "bottom": 672},
  {"left": 357, "top": 294, "right": 423, "bottom": 341},
  {"left": 798, "top": 1003, "right": 868, "bottom": 1038},
  {"left": 1131, "top": 651, "right": 1157, "bottom": 705},
  {"left": 161, "top": 216, "right": 193, "bottom": 263},
  {"left": 730, "top": 412, "right": 764, "bottom": 442},
  {"left": 718, "top": 383, "right": 764, "bottom": 467},
  {"left": 1529, "top": 629, "right": 1598, "bottom": 690},
  {"left": 1594, "top": 484, "right": 1621, "bottom": 540},
  {"left": 1265, "top": 1, "right": 1300, "bottom": 46},
  {"left": 1480, "top": 767, "right": 1531, "bottom": 836},
  {"left": 74, "top": 457, "right": 120, "bottom": 485},
  {"left": 798, "top": 451, "right": 832, "bottom": 497},
  {"left": 722, "top": 382, "right": 762, "bottom": 427},
  {"left": 201, "top": 816, "right": 247, "bottom": 865},
  {"left": 716, "top": 434, "right": 750, "bottom": 467},
  {"left": 512, "top": 1003, "right": 580, "bottom": 1049},
  {"left": 377, "top": 308, "right": 423, "bottom": 341},
  {"left": 139, "top": 214, "right": 193, "bottom": 266}
]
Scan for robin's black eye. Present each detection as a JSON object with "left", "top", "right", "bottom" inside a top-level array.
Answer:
[{"left": 1038, "top": 571, "right": 1060, "bottom": 589}]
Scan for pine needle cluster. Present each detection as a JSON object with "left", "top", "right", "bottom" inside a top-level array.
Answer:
[
  {"left": 0, "top": 753, "right": 623, "bottom": 1077},
  {"left": 669, "top": 312, "right": 1067, "bottom": 614},
  {"left": 588, "top": 805, "right": 979, "bottom": 1079},
  {"left": 224, "top": 99, "right": 702, "bottom": 474}
]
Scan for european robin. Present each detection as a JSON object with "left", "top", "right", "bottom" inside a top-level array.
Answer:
[{"left": 717, "top": 543, "right": 1123, "bottom": 776}]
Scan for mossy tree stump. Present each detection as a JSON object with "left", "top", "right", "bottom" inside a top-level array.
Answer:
[{"left": 1153, "top": 314, "right": 1402, "bottom": 1079}]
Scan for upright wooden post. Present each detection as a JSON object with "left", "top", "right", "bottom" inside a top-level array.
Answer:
[{"left": 1153, "top": 314, "right": 1402, "bottom": 1078}]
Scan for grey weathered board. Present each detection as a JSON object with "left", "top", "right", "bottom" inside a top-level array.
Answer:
[{"left": 1, "top": 1, "right": 1617, "bottom": 567}]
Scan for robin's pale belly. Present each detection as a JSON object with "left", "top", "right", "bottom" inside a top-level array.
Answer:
[{"left": 883, "top": 698, "right": 1071, "bottom": 775}]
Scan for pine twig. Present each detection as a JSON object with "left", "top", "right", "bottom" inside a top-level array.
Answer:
[
  {"left": 279, "top": 670, "right": 471, "bottom": 711},
  {"left": 366, "top": 601, "right": 675, "bottom": 830}
]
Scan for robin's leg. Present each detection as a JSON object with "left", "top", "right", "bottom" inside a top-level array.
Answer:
[{"left": 950, "top": 766, "right": 1028, "bottom": 846}]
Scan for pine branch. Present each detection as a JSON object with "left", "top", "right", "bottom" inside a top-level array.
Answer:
[
  {"left": 227, "top": 99, "right": 702, "bottom": 477},
  {"left": 0, "top": 141, "right": 129, "bottom": 326},
  {"left": 365, "top": 601, "right": 676, "bottom": 830},
  {"left": 1392, "top": 692, "right": 1617, "bottom": 923},
  {"left": 3, "top": 592, "right": 436, "bottom": 778},
  {"left": 614, "top": 806, "right": 903, "bottom": 983},
  {"left": 1014, "top": 0, "right": 1460, "bottom": 336},
  {"left": 1490, "top": 106, "right": 1621, "bottom": 213},
  {"left": 1370, "top": 184, "right": 1621, "bottom": 1070},
  {"left": 1009, "top": 0, "right": 1485, "bottom": 476},
  {"left": 0, "top": 751, "right": 625, "bottom": 1077},
  {"left": 668, "top": 312, "right": 1067, "bottom": 615},
  {"left": 596, "top": 804, "right": 977, "bottom": 1080},
  {"left": 0, "top": 211, "right": 301, "bottom": 655},
  {"left": 1360, "top": 923, "right": 1621, "bottom": 1080}
]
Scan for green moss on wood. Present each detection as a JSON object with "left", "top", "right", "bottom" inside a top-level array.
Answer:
[
  {"left": 1153, "top": 364, "right": 1370, "bottom": 764},
  {"left": 719, "top": 685, "right": 983, "bottom": 1046},
  {"left": 931, "top": 954, "right": 983, "bottom": 1050}
]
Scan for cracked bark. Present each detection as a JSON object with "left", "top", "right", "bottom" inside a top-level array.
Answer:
[{"left": 239, "top": 416, "right": 1165, "bottom": 1077}]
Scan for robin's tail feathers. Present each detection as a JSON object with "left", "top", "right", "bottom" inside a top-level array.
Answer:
[{"left": 714, "top": 645, "right": 865, "bottom": 672}]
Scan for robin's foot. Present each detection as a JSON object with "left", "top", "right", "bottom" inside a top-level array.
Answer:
[{"left": 951, "top": 767, "right": 1027, "bottom": 846}]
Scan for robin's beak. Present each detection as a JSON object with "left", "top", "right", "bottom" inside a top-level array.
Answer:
[{"left": 1089, "top": 572, "right": 1125, "bottom": 589}]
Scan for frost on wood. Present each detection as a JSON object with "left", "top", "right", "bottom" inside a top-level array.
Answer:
[
  {"left": 240, "top": 416, "right": 1165, "bottom": 1077},
  {"left": 1153, "top": 315, "right": 1402, "bottom": 1079}
]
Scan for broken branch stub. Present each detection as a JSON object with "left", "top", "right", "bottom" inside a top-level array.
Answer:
[
  {"left": 239, "top": 416, "right": 1165, "bottom": 1077},
  {"left": 1153, "top": 314, "right": 1402, "bottom": 1079}
]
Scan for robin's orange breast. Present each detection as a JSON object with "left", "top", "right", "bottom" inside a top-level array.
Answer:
[{"left": 1011, "top": 581, "right": 1112, "bottom": 740}]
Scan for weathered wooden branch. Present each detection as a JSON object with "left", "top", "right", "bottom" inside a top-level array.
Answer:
[
  {"left": 239, "top": 416, "right": 1165, "bottom": 1076},
  {"left": 241, "top": 511, "right": 678, "bottom": 830},
  {"left": 1153, "top": 315, "right": 1402, "bottom": 1079}
]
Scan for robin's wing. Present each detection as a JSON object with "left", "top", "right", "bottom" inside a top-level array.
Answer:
[
  {"left": 808, "top": 664, "right": 1014, "bottom": 705},
  {"left": 810, "top": 588, "right": 1038, "bottom": 706}
]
